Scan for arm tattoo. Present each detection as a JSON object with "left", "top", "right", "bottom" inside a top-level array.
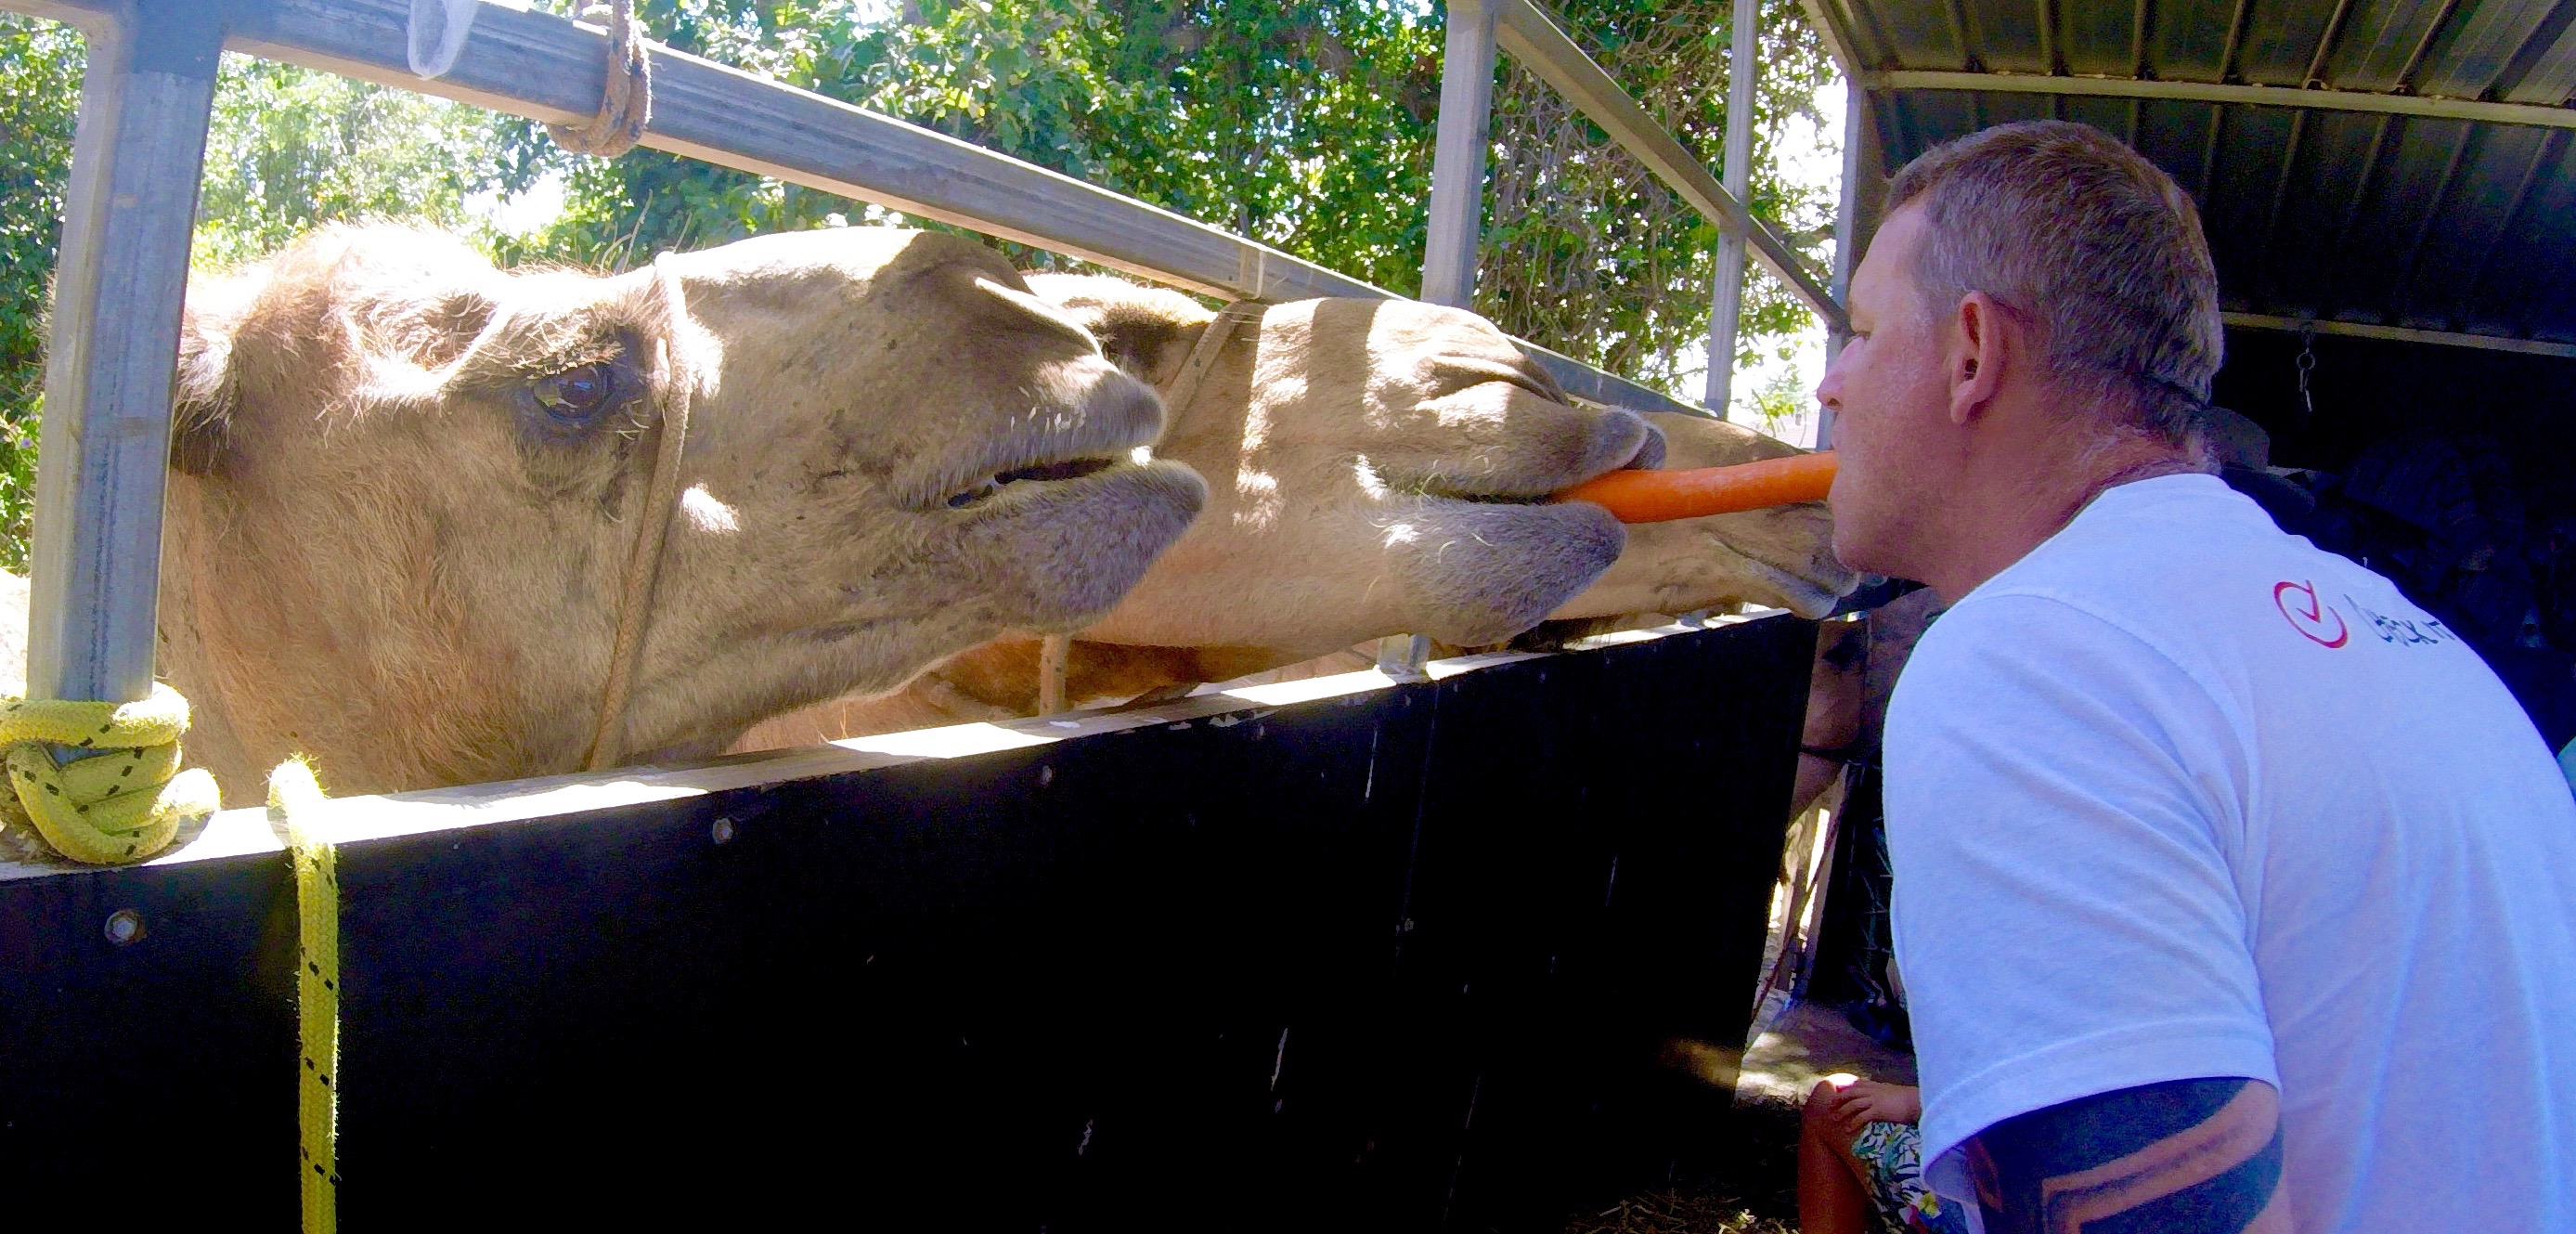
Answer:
[{"left": 1965, "top": 1077, "right": 2288, "bottom": 1234}]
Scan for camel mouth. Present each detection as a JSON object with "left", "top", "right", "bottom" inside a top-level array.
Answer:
[
  {"left": 943, "top": 454, "right": 1126, "bottom": 510},
  {"left": 910, "top": 362, "right": 1170, "bottom": 514}
]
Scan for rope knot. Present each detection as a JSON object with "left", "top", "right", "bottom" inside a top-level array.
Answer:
[
  {"left": 546, "top": 0, "right": 652, "bottom": 158},
  {"left": 0, "top": 682, "right": 218, "bottom": 864}
]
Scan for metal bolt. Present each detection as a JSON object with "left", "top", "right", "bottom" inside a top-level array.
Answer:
[
  {"left": 710, "top": 816, "right": 735, "bottom": 845},
  {"left": 103, "top": 908, "right": 144, "bottom": 946}
]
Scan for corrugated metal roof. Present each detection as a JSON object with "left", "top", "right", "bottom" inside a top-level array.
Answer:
[{"left": 1824, "top": 0, "right": 2576, "bottom": 347}]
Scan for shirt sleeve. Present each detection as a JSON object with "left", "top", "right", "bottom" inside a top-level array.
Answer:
[{"left": 1883, "top": 591, "right": 2279, "bottom": 1184}]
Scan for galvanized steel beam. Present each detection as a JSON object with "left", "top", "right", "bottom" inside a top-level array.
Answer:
[
  {"left": 1705, "top": 0, "right": 1759, "bottom": 417},
  {"left": 1422, "top": 0, "right": 1500, "bottom": 311},
  {"left": 26, "top": 1, "right": 223, "bottom": 707},
  {"left": 2222, "top": 311, "right": 2576, "bottom": 357},
  {"left": 1875, "top": 68, "right": 2576, "bottom": 129}
]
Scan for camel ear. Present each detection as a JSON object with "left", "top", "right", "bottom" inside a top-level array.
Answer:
[
  {"left": 1080, "top": 307, "right": 1202, "bottom": 388},
  {"left": 169, "top": 304, "right": 239, "bottom": 477},
  {"left": 1021, "top": 274, "right": 1211, "bottom": 387}
]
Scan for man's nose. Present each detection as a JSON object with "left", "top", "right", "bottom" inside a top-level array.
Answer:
[{"left": 1814, "top": 361, "right": 1843, "bottom": 412}]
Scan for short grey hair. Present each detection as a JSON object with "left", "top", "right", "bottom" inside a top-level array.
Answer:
[{"left": 1886, "top": 120, "right": 2222, "bottom": 448}]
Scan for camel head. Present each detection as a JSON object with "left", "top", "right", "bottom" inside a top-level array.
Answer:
[
  {"left": 159, "top": 225, "right": 1202, "bottom": 798},
  {"left": 1030, "top": 276, "right": 1850, "bottom": 657},
  {"left": 1036, "top": 277, "right": 1659, "bottom": 655}
]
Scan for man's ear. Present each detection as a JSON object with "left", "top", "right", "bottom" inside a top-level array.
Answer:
[
  {"left": 169, "top": 303, "right": 239, "bottom": 477},
  {"left": 1948, "top": 292, "right": 2010, "bottom": 426}
]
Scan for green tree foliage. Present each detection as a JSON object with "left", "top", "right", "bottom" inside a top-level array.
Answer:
[
  {"left": 194, "top": 53, "right": 524, "bottom": 267},
  {"left": 505, "top": 0, "right": 1446, "bottom": 296},
  {"left": 0, "top": 14, "right": 82, "bottom": 572}
]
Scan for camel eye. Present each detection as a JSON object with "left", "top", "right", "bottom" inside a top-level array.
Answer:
[{"left": 533, "top": 364, "right": 616, "bottom": 421}]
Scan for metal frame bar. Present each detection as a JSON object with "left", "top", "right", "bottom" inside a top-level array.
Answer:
[
  {"left": 1492, "top": 0, "right": 1850, "bottom": 331},
  {"left": 1798, "top": 0, "right": 1871, "bottom": 81},
  {"left": 1704, "top": 0, "right": 1760, "bottom": 416},
  {"left": 25, "top": 0, "right": 223, "bottom": 708},
  {"left": 1422, "top": 0, "right": 1500, "bottom": 311},
  {"left": 2222, "top": 311, "right": 2576, "bottom": 357},
  {"left": 1874, "top": 69, "right": 2576, "bottom": 129},
  {"left": 1819, "top": 76, "right": 1869, "bottom": 450}
]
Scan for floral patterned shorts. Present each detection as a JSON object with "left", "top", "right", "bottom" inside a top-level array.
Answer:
[{"left": 1850, "top": 1120, "right": 1973, "bottom": 1234}]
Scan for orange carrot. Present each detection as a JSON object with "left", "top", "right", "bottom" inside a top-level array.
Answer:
[{"left": 1556, "top": 450, "right": 1838, "bottom": 524}]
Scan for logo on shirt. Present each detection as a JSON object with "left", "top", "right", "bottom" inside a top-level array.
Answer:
[
  {"left": 2273, "top": 579, "right": 2349, "bottom": 648},
  {"left": 2343, "top": 592, "right": 2459, "bottom": 647}
]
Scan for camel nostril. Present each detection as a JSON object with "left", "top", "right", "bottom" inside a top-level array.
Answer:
[
  {"left": 1582, "top": 408, "right": 1660, "bottom": 478},
  {"left": 1626, "top": 419, "right": 1668, "bottom": 471}
]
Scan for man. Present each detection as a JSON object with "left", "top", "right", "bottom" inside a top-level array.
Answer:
[{"left": 1819, "top": 119, "right": 2576, "bottom": 1233}]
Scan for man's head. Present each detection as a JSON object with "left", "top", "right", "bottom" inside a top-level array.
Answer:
[{"left": 1818, "top": 120, "right": 2222, "bottom": 596}]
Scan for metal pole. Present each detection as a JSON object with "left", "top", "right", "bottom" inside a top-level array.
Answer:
[
  {"left": 1703, "top": 0, "right": 1757, "bottom": 420},
  {"left": 1386, "top": 0, "right": 1501, "bottom": 682},
  {"left": 26, "top": 2, "right": 224, "bottom": 706},
  {"left": 1818, "top": 77, "right": 1865, "bottom": 450},
  {"left": 1420, "top": 0, "right": 1498, "bottom": 309}
]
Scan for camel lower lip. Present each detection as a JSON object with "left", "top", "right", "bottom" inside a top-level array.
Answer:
[{"left": 1418, "top": 491, "right": 1549, "bottom": 508}]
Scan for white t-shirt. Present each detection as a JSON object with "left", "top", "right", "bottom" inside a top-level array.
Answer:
[{"left": 1884, "top": 473, "right": 2576, "bottom": 1233}]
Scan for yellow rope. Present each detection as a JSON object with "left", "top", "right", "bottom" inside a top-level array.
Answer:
[
  {"left": 0, "top": 682, "right": 218, "bottom": 864},
  {"left": 271, "top": 755, "right": 339, "bottom": 1234},
  {"left": 0, "top": 682, "right": 335, "bottom": 1220}
]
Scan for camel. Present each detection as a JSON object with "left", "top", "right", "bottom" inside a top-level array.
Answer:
[
  {"left": 53, "top": 223, "right": 1215, "bottom": 804},
  {"left": 9, "top": 227, "right": 1823, "bottom": 806},
  {"left": 734, "top": 277, "right": 1854, "bottom": 747}
]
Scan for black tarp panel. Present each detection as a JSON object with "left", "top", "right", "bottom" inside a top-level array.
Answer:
[{"left": 0, "top": 616, "right": 1811, "bottom": 1231}]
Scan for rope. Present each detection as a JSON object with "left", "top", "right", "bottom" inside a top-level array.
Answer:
[
  {"left": 1006, "top": 302, "right": 1259, "bottom": 721},
  {"left": 546, "top": 0, "right": 651, "bottom": 158},
  {"left": 270, "top": 756, "right": 339, "bottom": 1234},
  {"left": 0, "top": 683, "right": 218, "bottom": 864},
  {"left": 1157, "top": 301, "right": 1262, "bottom": 423},
  {"left": 586, "top": 253, "right": 697, "bottom": 771},
  {"left": 1036, "top": 634, "right": 1072, "bottom": 714}
]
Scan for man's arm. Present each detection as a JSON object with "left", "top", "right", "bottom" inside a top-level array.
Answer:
[{"left": 1965, "top": 1077, "right": 2288, "bottom": 1234}]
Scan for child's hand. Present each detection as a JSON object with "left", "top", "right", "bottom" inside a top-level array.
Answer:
[{"left": 1823, "top": 1077, "right": 1923, "bottom": 1141}]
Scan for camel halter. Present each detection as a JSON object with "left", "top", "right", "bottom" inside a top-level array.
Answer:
[
  {"left": 1032, "top": 301, "right": 1262, "bottom": 716},
  {"left": 584, "top": 253, "right": 696, "bottom": 771}
]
